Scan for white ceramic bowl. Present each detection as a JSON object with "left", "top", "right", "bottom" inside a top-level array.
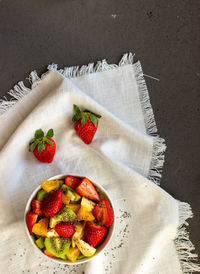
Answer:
[{"left": 24, "top": 174, "right": 115, "bottom": 265}]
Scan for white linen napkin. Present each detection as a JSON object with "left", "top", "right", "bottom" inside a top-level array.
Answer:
[{"left": 0, "top": 53, "right": 199, "bottom": 274}]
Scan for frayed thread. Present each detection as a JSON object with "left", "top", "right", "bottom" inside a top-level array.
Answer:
[
  {"left": 175, "top": 202, "right": 200, "bottom": 273},
  {"left": 0, "top": 71, "right": 40, "bottom": 115},
  {"left": 47, "top": 53, "right": 134, "bottom": 78},
  {"left": 133, "top": 61, "right": 166, "bottom": 184}
]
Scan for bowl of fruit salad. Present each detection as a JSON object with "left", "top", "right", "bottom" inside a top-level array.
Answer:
[{"left": 25, "top": 174, "right": 115, "bottom": 264}]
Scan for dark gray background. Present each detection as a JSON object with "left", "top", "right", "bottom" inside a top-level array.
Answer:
[{"left": 0, "top": 0, "right": 199, "bottom": 271}]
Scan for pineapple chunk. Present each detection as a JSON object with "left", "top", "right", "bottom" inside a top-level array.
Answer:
[
  {"left": 75, "top": 239, "right": 96, "bottom": 257},
  {"left": 77, "top": 207, "right": 95, "bottom": 222},
  {"left": 41, "top": 180, "right": 58, "bottom": 192},
  {"left": 66, "top": 204, "right": 81, "bottom": 213},
  {"left": 81, "top": 197, "right": 95, "bottom": 211},
  {"left": 62, "top": 193, "right": 70, "bottom": 205},
  {"left": 66, "top": 247, "right": 80, "bottom": 262},
  {"left": 46, "top": 229, "right": 59, "bottom": 238},
  {"left": 72, "top": 223, "right": 85, "bottom": 248}
]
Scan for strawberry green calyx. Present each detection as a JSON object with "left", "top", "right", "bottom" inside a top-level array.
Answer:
[
  {"left": 29, "top": 128, "right": 54, "bottom": 153},
  {"left": 72, "top": 104, "right": 101, "bottom": 126}
]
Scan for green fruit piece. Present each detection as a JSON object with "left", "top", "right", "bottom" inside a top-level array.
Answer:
[
  {"left": 73, "top": 192, "right": 81, "bottom": 202},
  {"left": 56, "top": 180, "right": 64, "bottom": 189},
  {"left": 44, "top": 238, "right": 71, "bottom": 260},
  {"left": 77, "top": 253, "right": 87, "bottom": 260},
  {"left": 50, "top": 206, "right": 77, "bottom": 228},
  {"left": 95, "top": 187, "right": 105, "bottom": 199},
  {"left": 61, "top": 184, "right": 71, "bottom": 193},
  {"left": 66, "top": 190, "right": 76, "bottom": 201},
  {"left": 37, "top": 189, "right": 48, "bottom": 201},
  {"left": 35, "top": 237, "right": 44, "bottom": 249},
  {"left": 61, "top": 185, "right": 81, "bottom": 202}
]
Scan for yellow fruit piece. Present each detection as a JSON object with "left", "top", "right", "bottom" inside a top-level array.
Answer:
[
  {"left": 41, "top": 180, "right": 58, "bottom": 192},
  {"left": 49, "top": 217, "right": 59, "bottom": 228},
  {"left": 72, "top": 223, "right": 85, "bottom": 248},
  {"left": 66, "top": 247, "right": 80, "bottom": 262},
  {"left": 75, "top": 239, "right": 96, "bottom": 257},
  {"left": 75, "top": 223, "right": 85, "bottom": 233},
  {"left": 32, "top": 218, "right": 49, "bottom": 237},
  {"left": 66, "top": 204, "right": 81, "bottom": 213},
  {"left": 77, "top": 207, "right": 95, "bottom": 222},
  {"left": 62, "top": 193, "right": 70, "bottom": 205},
  {"left": 46, "top": 229, "right": 59, "bottom": 238},
  {"left": 81, "top": 197, "right": 95, "bottom": 212}
]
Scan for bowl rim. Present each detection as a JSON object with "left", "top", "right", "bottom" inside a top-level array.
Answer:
[{"left": 24, "top": 173, "right": 116, "bottom": 265}]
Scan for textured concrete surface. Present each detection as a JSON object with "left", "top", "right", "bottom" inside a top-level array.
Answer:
[{"left": 0, "top": 0, "right": 200, "bottom": 271}]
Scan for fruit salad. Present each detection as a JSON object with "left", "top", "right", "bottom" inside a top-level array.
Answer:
[{"left": 26, "top": 176, "right": 114, "bottom": 262}]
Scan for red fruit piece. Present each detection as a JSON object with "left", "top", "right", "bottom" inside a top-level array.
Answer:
[
  {"left": 26, "top": 211, "right": 38, "bottom": 235},
  {"left": 84, "top": 222, "right": 107, "bottom": 247},
  {"left": 74, "top": 119, "right": 98, "bottom": 144},
  {"left": 65, "top": 176, "right": 80, "bottom": 189},
  {"left": 43, "top": 248, "right": 54, "bottom": 258},
  {"left": 33, "top": 138, "right": 56, "bottom": 163},
  {"left": 41, "top": 190, "right": 62, "bottom": 217},
  {"left": 93, "top": 199, "right": 114, "bottom": 227},
  {"left": 55, "top": 222, "right": 75, "bottom": 238},
  {"left": 75, "top": 177, "right": 100, "bottom": 202},
  {"left": 29, "top": 128, "right": 56, "bottom": 163},
  {"left": 72, "top": 105, "right": 101, "bottom": 144},
  {"left": 31, "top": 200, "right": 43, "bottom": 216}
]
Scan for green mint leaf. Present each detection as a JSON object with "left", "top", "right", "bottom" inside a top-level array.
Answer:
[
  {"left": 38, "top": 142, "right": 46, "bottom": 153},
  {"left": 46, "top": 128, "right": 54, "bottom": 138},
  {"left": 81, "top": 116, "right": 88, "bottom": 125},
  {"left": 89, "top": 113, "right": 98, "bottom": 126},
  {"left": 45, "top": 138, "right": 54, "bottom": 146},
  {"left": 73, "top": 104, "right": 81, "bottom": 114},
  {"left": 29, "top": 141, "right": 37, "bottom": 152},
  {"left": 35, "top": 129, "right": 44, "bottom": 139},
  {"left": 72, "top": 113, "right": 82, "bottom": 123}
]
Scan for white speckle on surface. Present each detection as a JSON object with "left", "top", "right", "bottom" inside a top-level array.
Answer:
[{"left": 111, "top": 14, "right": 117, "bottom": 19}]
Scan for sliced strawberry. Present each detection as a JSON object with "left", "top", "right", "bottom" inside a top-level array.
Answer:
[
  {"left": 65, "top": 176, "right": 80, "bottom": 189},
  {"left": 84, "top": 222, "right": 107, "bottom": 247},
  {"left": 75, "top": 178, "right": 100, "bottom": 202},
  {"left": 93, "top": 199, "right": 114, "bottom": 227},
  {"left": 55, "top": 222, "right": 75, "bottom": 238},
  {"left": 43, "top": 248, "right": 54, "bottom": 258},
  {"left": 26, "top": 211, "right": 38, "bottom": 235},
  {"left": 41, "top": 189, "right": 62, "bottom": 217},
  {"left": 31, "top": 200, "right": 43, "bottom": 216}
]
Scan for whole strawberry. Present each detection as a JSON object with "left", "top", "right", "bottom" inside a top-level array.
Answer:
[
  {"left": 41, "top": 189, "right": 62, "bottom": 217},
  {"left": 72, "top": 105, "right": 101, "bottom": 144},
  {"left": 29, "top": 128, "right": 56, "bottom": 163}
]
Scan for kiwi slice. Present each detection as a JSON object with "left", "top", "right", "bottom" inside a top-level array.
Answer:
[
  {"left": 61, "top": 185, "right": 81, "bottom": 202},
  {"left": 50, "top": 206, "right": 77, "bottom": 228},
  {"left": 35, "top": 237, "right": 44, "bottom": 249},
  {"left": 56, "top": 180, "right": 64, "bottom": 189},
  {"left": 37, "top": 189, "right": 48, "bottom": 201},
  {"left": 44, "top": 238, "right": 70, "bottom": 260}
]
